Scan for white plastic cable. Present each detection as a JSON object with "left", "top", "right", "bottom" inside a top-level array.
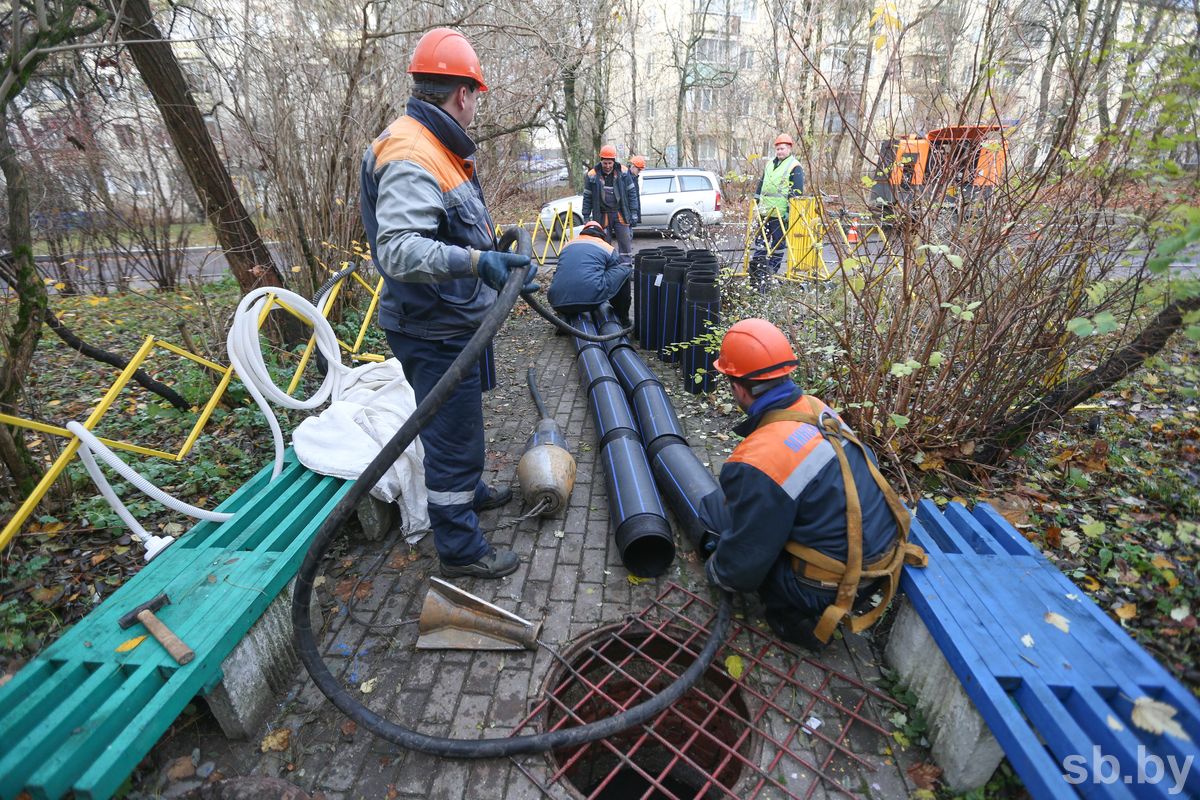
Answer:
[
  {"left": 68, "top": 421, "right": 234, "bottom": 560},
  {"left": 69, "top": 286, "right": 351, "bottom": 560},
  {"left": 225, "top": 287, "right": 349, "bottom": 479}
]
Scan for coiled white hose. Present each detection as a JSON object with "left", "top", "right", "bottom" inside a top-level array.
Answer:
[{"left": 70, "top": 286, "right": 348, "bottom": 560}]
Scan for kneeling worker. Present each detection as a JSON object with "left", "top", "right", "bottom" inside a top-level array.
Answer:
[
  {"left": 547, "top": 221, "right": 632, "bottom": 325},
  {"left": 703, "top": 319, "right": 925, "bottom": 647}
]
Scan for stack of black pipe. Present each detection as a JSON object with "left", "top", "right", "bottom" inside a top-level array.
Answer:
[
  {"left": 682, "top": 251, "right": 721, "bottom": 394},
  {"left": 571, "top": 313, "right": 675, "bottom": 577},
  {"left": 632, "top": 247, "right": 722, "bottom": 394},
  {"left": 589, "top": 305, "right": 723, "bottom": 559}
]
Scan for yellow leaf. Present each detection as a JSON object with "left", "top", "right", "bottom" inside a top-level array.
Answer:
[
  {"left": 1115, "top": 603, "right": 1137, "bottom": 621},
  {"left": 627, "top": 575, "right": 650, "bottom": 585},
  {"left": 873, "top": 33, "right": 887, "bottom": 50},
  {"left": 918, "top": 455, "right": 945, "bottom": 472},
  {"left": 1044, "top": 611, "right": 1070, "bottom": 633},
  {"left": 53, "top": 282, "right": 66, "bottom": 290},
  {"left": 1130, "top": 697, "right": 1192, "bottom": 742},
  {"left": 116, "top": 635, "right": 147, "bottom": 653},
  {"left": 724, "top": 654, "right": 745, "bottom": 680},
  {"left": 291, "top": 266, "right": 302, "bottom": 273},
  {"left": 1079, "top": 574, "right": 1100, "bottom": 591},
  {"left": 260, "top": 727, "right": 291, "bottom": 752},
  {"left": 1151, "top": 555, "right": 1173, "bottom": 570}
]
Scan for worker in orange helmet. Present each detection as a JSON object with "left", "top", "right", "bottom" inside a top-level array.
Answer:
[
  {"left": 701, "top": 319, "right": 924, "bottom": 648},
  {"left": 750, "top": 134, "right": 805, "bottom": 292},
  {"left": 360, "top": 28, "right": 536, "bottom": 580},
  {"left": 581, "top": 145, "right": 640, "bottom": 268},
  {"left": 623, "top": 155, "right": 646, "bottom": 239}
]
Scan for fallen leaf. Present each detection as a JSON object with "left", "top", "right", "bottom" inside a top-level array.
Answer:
[
  {"left": 90, "top": 553, "right": 108, "bottom": 567},
  {"left": 1169, "top": 605, "right": 1190, "bottom": 622},
  {"left": 260, "top": 728, "right": 291, "bottom": 752},
  {"left": 165, "top": 755, "right": 195, "bottom": 781},
  {"left": 1021, "top": 634, "right": 1035, "bottom": 648},
  {"left": 1106, "top": 714, "right": 1125, "bottom": 731},
  {"left": 1130, "top": 697, "right": 1192, "bottom": 742},
  {"left": 724, "top": 654, "right": 745, "bottom": 680},
  {"left": 30, "top": 586, "right": 63, "bottom": 604},
  {"left": 627, "top": 575, "right": 649, "bottom": 585},
  {"left": 333, "top": 578, "right": 372, "bottom": 603},
  {"left": 1043, "top": 526, "right": 1062, "bottom": 549},
  {"left": 1151, "top": 555, "right": 1173, "bottom": 570},
  {"left": 360, "top": 677, "right": 378, "bottom": 694},
  {"left": 1115, "top": 603, "right": 1137, "bottom": 621},
  {"left": 115, "top": 635, "right": 147, "bottom": 653},
  {"left": 907, "top": 762, "right": 943, "bottom": 790},
  {"left": 340, "top": 720, "right": 357, "bottom": 740},
  {"left": 1044, "top": 612, "right": 1071, "bottom": 633},
  {"left": 1078, "top": 575, "right": 1100, "bottom": 591}
]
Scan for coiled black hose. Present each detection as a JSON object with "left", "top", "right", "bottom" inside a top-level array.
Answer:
[{"left": 292, "top": 227, "right": 732, "bottom": 757}]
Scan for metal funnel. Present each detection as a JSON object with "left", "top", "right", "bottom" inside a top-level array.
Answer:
[{"left": 416, "top": 577, "right": 542, "bottom": 651}]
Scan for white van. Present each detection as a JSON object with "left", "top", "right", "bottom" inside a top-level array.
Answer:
[{"left": 538, "top": 167, "right": 723, "bottom": 238}]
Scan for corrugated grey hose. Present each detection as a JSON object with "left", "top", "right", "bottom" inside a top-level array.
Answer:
[{"left": 292, "top": 227, "right": 732, "bottom": 757}]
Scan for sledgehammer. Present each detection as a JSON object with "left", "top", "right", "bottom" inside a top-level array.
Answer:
[{"left": 118, "top": 593, "right": 195, "bottom": 665}]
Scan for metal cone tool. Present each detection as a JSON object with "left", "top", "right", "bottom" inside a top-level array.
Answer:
[{"left": 416, "top": 577, "right": 542, "bottom": 651}]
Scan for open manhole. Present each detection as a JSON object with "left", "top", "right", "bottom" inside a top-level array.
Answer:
[{"left": 539, "top": 621, "right": 757, "bottom": 800}]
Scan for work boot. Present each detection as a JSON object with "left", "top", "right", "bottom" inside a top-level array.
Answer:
[
  {"left": 440, "top": 548, "right": 520, "bottom": 579},
  {"left": 475, "top": 484, "right": 514, "bottom": 511}
]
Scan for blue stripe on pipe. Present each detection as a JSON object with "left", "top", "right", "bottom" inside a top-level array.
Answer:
[{"left": 659, "top": 458, "right": 698, "bottom": 515}]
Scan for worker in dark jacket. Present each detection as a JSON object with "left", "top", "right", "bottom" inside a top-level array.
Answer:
[
  {"left": 750, "top": 134, "right": 805, "bottom": 290},
  {"left": 703, "top": 319, "right": 924, "bottom": 647},
  {"left": 581, "top": 145, "right": 639, "bottom": 267},
  {"left": 360, "top": 28, "right": 537, "bottom": 580},
  {"left": 548, "top": 221, "right": 632, "bottom": 324}
]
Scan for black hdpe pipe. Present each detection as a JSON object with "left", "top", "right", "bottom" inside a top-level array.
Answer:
[{"left": 293, "top": 227, "right": 731, "bottom": 758}]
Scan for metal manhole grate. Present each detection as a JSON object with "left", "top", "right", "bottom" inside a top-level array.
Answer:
[{"left": 511, "top": 583, "right": 903, "bottom": 799}]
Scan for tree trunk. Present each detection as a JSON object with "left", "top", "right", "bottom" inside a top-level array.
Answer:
[
  {"left": 118, "top": 0, "right": 283, "bottom": 292},
  {"left": 0, "top": 107, "right": 45, "bottom": 496},
  {"left": 979, "top": 294, "right": 1200, "bottom": 465}
]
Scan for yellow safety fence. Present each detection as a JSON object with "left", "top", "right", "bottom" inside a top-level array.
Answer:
[
  {"left": 740, "top": 199, "right": 904, "bottom": 284},
  {"left": 739, "top": 198, "right": 833, "bottom": 281},
  {"left": 0, "top": 267, "right": 378, "bottom": 550},
  {"left": 495, "top": 209, "right": 576, "bottom": 267}
]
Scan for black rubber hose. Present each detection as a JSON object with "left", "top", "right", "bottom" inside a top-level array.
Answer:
[
  {"left": 521, "top": 288, "right": 633, "bottom": 342},
  {"left": 527, "top": 367, "right": 550, "bottom": 420},
  {"left": 310, "top": 264, "right": 359, "bottom": 378},
  {"left": 292, "top": 227, "right": 733, "bottom": 758}
]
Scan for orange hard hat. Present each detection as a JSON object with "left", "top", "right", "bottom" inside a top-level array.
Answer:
[
  {"left": 630, "top": 155, "right": 646, "bottom": 169},
  {"left": 713, "top": 319, "right": 798, "bottom": 380},
  {"left": 579, "top": 221, "right": 606, "bottom": 236},
  {"left": 408, "top": 28, "right": 488, "bottom": 92},
  {"left": 774, "top": 134, "right": 794, "bottom": 147},
  {"left": 599, "top": 144, "right": 618, "bottom": 159}
]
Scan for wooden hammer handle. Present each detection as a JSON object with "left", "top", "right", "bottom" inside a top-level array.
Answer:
[{"left": 137, "top": 609, "right": 195, "bottom": 665}]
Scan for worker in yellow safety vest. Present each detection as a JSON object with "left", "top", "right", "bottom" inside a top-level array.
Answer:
[{"left": 750, "top": 134, "right": 805, "bottom": 291}]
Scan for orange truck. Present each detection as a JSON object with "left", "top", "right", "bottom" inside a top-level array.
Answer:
[{"left": 869, "top": 124, "right": 1010, "bottom": 218}]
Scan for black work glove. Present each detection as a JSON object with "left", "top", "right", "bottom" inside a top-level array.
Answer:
[{"left": 472, "top": 250, "right": 539, "bottom": 292}]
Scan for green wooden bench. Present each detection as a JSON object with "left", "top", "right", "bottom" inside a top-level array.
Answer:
[{"left": 0, "top": 451, "right": 352, "bottom": 800}]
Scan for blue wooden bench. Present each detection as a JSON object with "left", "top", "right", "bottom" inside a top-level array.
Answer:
[
  {"left": 0, "top": 452, "right": 352, "bottom": 800},
  {"left": 901, "top": 500, "right": 1200, "bottom": 799}
]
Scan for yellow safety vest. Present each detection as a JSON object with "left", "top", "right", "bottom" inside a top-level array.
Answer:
[{"left": 760, "top": 155, "right": 800, "bottom": 216}]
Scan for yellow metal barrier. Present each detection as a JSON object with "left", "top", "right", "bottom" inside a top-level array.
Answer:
[
  {"left": 740, "top": 198, "right": 833, "bottom": 281},
  {"left": 527, "top": 210, "right": 575, "bottom": 266},
  {"left": 0, "top": 290, "right": 353, "bottom": 550},
  {"left": 287, "top": 266, "right": 387, "bottom": 395}
]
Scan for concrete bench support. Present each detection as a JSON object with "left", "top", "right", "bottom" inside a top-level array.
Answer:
[
  {"left": 203, "top": 578, "right": 323, "bottom": 739},
  {"left": 885, "top": 596, "right": 1004, "bottom": 792}
]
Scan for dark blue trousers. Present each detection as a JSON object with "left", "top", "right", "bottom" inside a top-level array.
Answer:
[
  {"left": 386, "top": 330, "right": 493, "bottom": 566},
  {"left": 750, "top": 216, "right": 786, "bottom": 287}
]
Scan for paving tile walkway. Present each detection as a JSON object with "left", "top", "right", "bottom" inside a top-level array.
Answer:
[{"left": 138, "top": 316, "right": 924, "bottom": 800}]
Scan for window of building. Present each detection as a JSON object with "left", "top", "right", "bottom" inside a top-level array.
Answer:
[
  {"left": 641, "top": 176, "right": 675, "bottom": 194},
  {"left": 130, "top": 171, "right": 152, "bottom": 195},
  {"left": 739, "top": 47, "right": 754, "bottom": 70},
  {"left": 680, "top": 174, "right": 713, "bottom": 191},
  {"left": 646, "top": 98, "right": 656, "bottom": 119},
  {"left": 736, "top": 94, "right": 751, "bottom": 118},
  {"left": 115, "top": 124, "right": 135, "bottom": 148},
  {"left": 686, "top": 87, "right": 718, "bottom": 112},
  {"left": 697, "top": 136, "right": 719, "bottom": 162},
  {"left": 695, "top": 38, "right": 730, "bottom": 64}
]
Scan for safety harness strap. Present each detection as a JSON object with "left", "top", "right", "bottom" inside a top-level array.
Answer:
[{"left": 759, "top": 400, "right": 927, "bottom": 642}]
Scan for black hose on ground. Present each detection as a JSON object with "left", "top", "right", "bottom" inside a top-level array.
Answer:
[
  {"left": 292, "top": 227, "right": 732, "bottom": 758},
  {"left": 527, "top": 367, "right": 550, "bottom": 420}
]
